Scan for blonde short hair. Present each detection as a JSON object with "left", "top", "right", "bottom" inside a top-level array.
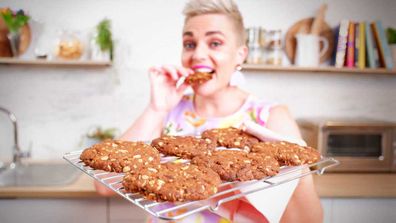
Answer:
[{"left": 183, "top": 0, "right": 246, "bottom": 46}]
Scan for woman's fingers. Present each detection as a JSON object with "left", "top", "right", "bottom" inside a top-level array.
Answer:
[
  {"left": 161, "top": 65, "right": 194, "bottom": 80},
  {"left": 149, "top": 65, "right": 194, "bottom": 88}
]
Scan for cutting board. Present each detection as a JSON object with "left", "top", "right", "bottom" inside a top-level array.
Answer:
[{"left": 285, "top": 17, "right": 334, "bottom": 64}]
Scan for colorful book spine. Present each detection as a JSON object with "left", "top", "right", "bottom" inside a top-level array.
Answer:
[
  {"left": 371, "top": 23, "right": 385, "bottom": 67},
  {"left": 354, "top": 23, "right": 360, "bottom": 67},
  {"left": 358, "top": 22, "right": 366, "bottom": 69},
  {"left": 371, "top": 21, "right": 394, "bottom": 69},
  {"left": 365, "top": 22, "right": 376, "bottom": 68},
  {"left": 345, "top": 22, "right": 355, "bottom": 67},
  {"left": 335, "top": 20, "right": 350, "bottom": 68}
]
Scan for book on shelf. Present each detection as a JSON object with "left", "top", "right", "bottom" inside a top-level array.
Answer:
[
  {"left": 358, "top": 22, "right": 366, "bottom": 69},
  {"left": 365, "top": 22, "right": 379, "bottom": 68},
  {"left": 345, "top": 21, "right": 355, "bottom": 67},
  {"left": 330, "top": 25, "right": 339, "bottom": 66},
  {"left": 354, "top": 23, "right": 360, "bottom": 67},
  {"left": 371, "top": 21, "right": 394, "bottom": 70},
  {"left": 335, "top": 20, "right": 350, "bottom": 68}
]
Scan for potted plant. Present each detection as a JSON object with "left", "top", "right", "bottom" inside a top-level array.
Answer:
[
  {"left": 387, "top": 27, "right": 396, "bottom": 66},
  {"left": 90, "top": 19, "right": 113, "bottom": 61},
  {"left": 81, "top": 126, "right": 119, "bottom": 147},
  {"left": 0, "top": 8, "right": 29, "bottom": 57}
]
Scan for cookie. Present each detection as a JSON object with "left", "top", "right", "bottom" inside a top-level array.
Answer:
[
  {"left": 80, "top": 139, "right": 160, "bottom": 173},
  {"left": 251, "top": 141, "right": 321, "bottom": 166},
  {"left": 122, "top": 162, "right": 221, "bottom": 202},
  {"left": 192, "top": 150, "right": 279, "bottom": 182},
  {"left": 185, "top": 72, "right": 212, "bottom": 85},
  {"left": 151, "top": 135, "right": 216, "bottom": 159},
  {"left": 201, "top": 127, "right": 260, "bottom": 152}
]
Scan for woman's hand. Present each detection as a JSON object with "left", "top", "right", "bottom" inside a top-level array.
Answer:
[{"left": 148, "top": 65, "right": 193, "bottom": 113}]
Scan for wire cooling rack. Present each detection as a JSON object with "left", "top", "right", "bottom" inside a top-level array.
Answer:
[{"left": 64, "top": 150, "right": 338, "bottom": 221}]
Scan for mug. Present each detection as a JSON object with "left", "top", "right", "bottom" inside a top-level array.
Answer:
[{"left": 295, "top": 34, "right": 329, "bottom": 67}]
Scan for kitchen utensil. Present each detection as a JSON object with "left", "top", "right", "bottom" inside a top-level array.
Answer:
[
  {"left": 310, "top": 4, "right": 328, "bottom": 35},
  {"left": 285, "top": 17, "right": 334, "bottom": 64}
]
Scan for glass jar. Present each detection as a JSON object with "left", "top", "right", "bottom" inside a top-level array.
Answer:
[
  {"left": 55, "top": 30, "right": 84, "bottom": 60},
  {"left": 265, "top": 29, "right": 283, "bottom": 66},
  {"left": 266, "top": 48, "right": 283, "bottom": 65},
  {"left": 259, "top": 28, "right": 268, "bottom": 64},
  {"left": 246, "top": 27, "right": 261, "bottom": 64}
]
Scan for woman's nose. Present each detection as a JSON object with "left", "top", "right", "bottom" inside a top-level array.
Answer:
[{"left": 192, "top": 43, "right": 208, "bottom": 61}]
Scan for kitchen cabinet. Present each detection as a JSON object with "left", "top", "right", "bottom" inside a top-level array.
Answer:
[
  {"left": 0, "top": 198, "right": 107, "bottom": 223},
  {"left": 0, "top": 198, "right": 148, "bottom": 223},
  {"left": 109, "top": 198, "right": 149, "bottom": 223},
  {"left": 321, "top": 198, "right": 396, "bottom": 223},
  {"left": 242, "top": 64, "right": 396, "bottom": 75}
]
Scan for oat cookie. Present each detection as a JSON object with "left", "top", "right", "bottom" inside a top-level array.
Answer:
[
  {"left": 185, "top": 72, "right": 212, "bottom": 85},
  {"left": 122, "top": 162, "right": 221, "bottom": 201},
  {"left": 251, "top": 141, "right": 321, "bottom": 166},
  {"left": 201, "top": 127, "right": 260, "bottom": 152},
  {"left": 80, "top": 139, "right": 160, "bottom": 173},
  {"left": 151, "top": 135, "right": 216, "bottom": 159},
  {"left": 192, "top": 150, "right": 279, "bottom": 182}
]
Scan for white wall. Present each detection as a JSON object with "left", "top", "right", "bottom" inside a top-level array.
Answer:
[{"left": 0, "top": 0, "right": 395, "bottom": 160}]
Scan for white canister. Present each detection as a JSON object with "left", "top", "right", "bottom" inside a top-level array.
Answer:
[{"left": 295, "top": 34, "right": 329, "bottom": 67}]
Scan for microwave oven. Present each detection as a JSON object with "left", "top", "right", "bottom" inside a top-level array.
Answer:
[{"left": 298, "top": 118, "right": 396, "bottom": 172}]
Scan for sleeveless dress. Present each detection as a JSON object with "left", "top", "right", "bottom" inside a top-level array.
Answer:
[
  {"left": 163, "top": 94, "right": 275, "bottom": 136},
  {"left": 148, "top": 94, "right": 297, "bottom": 223}
]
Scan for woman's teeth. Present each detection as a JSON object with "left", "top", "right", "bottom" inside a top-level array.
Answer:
[{"left": 195, "top": 67, "right": 214, "bottom": 74}]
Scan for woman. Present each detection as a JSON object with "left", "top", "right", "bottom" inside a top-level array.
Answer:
[{"left": 96, "top": 0, "right": 323, "bottom": 222}]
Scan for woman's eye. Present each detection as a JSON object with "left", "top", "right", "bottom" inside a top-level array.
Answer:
[
  {"left": 210, "top": 41, "right": 222, "bottom": 48},
  {"left": 183, "top": 42, "right": 196, "bottom": 49}
]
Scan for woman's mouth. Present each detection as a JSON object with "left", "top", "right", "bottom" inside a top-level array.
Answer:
[{"left": 191, "top": 65, "right": 215, "bottom": 74}]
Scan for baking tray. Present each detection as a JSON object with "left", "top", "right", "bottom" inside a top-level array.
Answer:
[{"left": 63, "top": 150, "right": 338, "bottom": 221}]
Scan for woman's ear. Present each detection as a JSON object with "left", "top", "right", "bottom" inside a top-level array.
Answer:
[{"left": 236, "top": 45, "right": 248, "bottom": 65}]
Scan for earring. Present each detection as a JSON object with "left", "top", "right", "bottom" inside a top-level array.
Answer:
[{"left": 236, "top": 64, "right": 242, "bottom": 71}]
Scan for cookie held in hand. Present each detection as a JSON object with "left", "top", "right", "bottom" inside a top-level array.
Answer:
[{"left": 185, "top": 72, "right": 213, "bottom": 85}]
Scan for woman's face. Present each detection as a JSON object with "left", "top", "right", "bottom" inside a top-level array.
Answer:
[{"left": 181, "top": 13, "right": 247, "bottom": 96}]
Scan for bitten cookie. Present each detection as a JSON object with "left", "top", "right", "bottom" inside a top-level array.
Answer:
[
  {"left": 185, "top": 72, "right": 213, "bottom": 85},
  {"left": 122, "top": 162, "right": 221, "bottom": 202},
  {"left": 201, "top": 127, "right": 260, "bottom": 152},
  {"left": 80, "top": 139, "right": 160, "bottom": 173},
  {"left": 192, "top": 150, "right": 280, "bottom": 182},
  {"left": 151, "top": 135, "right": 216, "bottom": 159},
  {"left": 251, "top": 141, "right": 321, "bottom": 166}
]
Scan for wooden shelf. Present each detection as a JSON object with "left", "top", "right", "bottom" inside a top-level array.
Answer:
[
  {"left": 242, "top": 64, "right": 396, "bottom": 75},
  {"left": 0, "top": 58, "right": 112, "bottom": 67}
]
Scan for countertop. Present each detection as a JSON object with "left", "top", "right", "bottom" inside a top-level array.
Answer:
[{"left": 1, "top": 172, "right": 395, "bottom": 199}]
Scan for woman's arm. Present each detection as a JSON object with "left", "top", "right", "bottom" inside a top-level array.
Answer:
[
  {"left": 94, "top": 65, "right": 191, "bottom": 196},
  {"left": 266, "top": 105, "right": 323, "bottom": 223},
  {"left": 121, "top": 65, "right": 191, "bottom": 141}
]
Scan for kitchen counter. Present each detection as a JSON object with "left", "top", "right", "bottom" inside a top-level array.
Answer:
[
  {"left": 0, "top": 174, "right": 98, "bottom": 198},
  {"left": 1, "top": 173, "right": 395, "bottom": 198}
]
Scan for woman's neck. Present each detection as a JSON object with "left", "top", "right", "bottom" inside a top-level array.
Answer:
[{"left": 193, "top": 86, "right": 249, "bottom": 118}]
